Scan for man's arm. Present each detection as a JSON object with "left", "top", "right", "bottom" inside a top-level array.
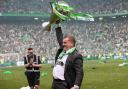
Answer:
[
  {"left": 55, "top": 20, "right": 63, "bottom": 47},
  {"left": 32, "top": 56, "right": 42, "bottom": 68},
  {"left": 32, "top": 63, "right": 42, "bottom": 68},
  {"left": 73, "top": 54, "right": 84, "bottom": 88},
  {"left": 24, "top": 56, "right": 31, "bottom": 68}
]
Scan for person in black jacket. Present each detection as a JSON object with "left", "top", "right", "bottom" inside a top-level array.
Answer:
[
  {"left": 24, "top": 48, "right": 42, "bottom": 89},
  {"left": 51, "top": 20, "right": 84, "bottom": 89}
]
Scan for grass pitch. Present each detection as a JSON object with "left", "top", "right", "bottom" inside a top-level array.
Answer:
[{"left": 0, "top": 60, "right": 128, "bottom": 89}]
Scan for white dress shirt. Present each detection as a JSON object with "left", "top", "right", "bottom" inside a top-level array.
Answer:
[{"left": 53, "top": 55, "right": 68, "bottom": 80}]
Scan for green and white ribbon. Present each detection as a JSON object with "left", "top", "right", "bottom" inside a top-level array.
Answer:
[
  {"left": 51, "top": 0, "right": 94, "bottom": 21},
  {"left": 58, "top": 47, "right": 76, "bottom": 59}
]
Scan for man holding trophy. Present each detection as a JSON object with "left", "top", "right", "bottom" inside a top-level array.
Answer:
[
  {"left": 42, "top": 1, "right": 94, "bottom": 89},
  {"left": 24, "top": 48, "right": 42, "bottom": 89},
  {"left": 45, "top": 1, "right": 85, "bottom": 88}
]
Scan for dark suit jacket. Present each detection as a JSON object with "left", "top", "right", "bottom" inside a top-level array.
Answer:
[{"left": 55, "top": 27, "right": 84, "bottom": 88}]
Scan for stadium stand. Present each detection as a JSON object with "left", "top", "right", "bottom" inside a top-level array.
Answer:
[
  {"left": 0, "top": 0, "right": 128, "bottom": 62},
  {"left": 0, "top": 19, "right": 128, "bottom": 57},
  {"left": 0, "top": 0, "right": 128, "bottom": 14}
]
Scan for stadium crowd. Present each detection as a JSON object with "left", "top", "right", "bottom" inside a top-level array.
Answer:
[
  {"left": 0, "top": 0, "right": 128, "bottom": 60},
  {"left": 0, "top": 19, "right": 128, "bottom": 59},
  {"left": 0, "top": 0, "right": 128, "bottom": 14}
]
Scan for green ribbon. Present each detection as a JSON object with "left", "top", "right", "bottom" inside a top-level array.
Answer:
[{"left": 51, "top": 1, "right": 94, "bottom": 21}]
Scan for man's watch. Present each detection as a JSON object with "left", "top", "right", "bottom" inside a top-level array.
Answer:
[{"left": 74, "top": 85, "right": 79, "bottom": 89}]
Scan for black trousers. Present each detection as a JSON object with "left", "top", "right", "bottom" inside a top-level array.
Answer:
[
  {"left": 25, "top": 71, "right": 40, "bottom": 87},
  {"left": 51, "top": 79, "right": 70, "bottom": 89}
]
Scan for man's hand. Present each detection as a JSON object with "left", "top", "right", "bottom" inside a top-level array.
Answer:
[
  {"left": 71, "top": 85, "right": 79, "bottom": 89},
  {"left": 32, "top": 63, "right": 36, "bottom": 67},
  {"left": 55, "top": 20, "right": 61, "bottom": 28},
  {"left": 28, "top": 63, "right": 33, "bottom": 67},
  {"left": 55, "top": 19, "right": 60, "bottom": 24},
  {"left": 32, "top": 63, "right": 42, "bottom": 68},
  {"left": 25, "top": 63, "right": 32, "bottom": 68},
  {"left": 71, "top": 87, "right": 77, "bottom": 89}
]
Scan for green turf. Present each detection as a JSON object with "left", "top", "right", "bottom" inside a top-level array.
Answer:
[{"left": 0, "top": 60, "right": 128, "bottom": 89}]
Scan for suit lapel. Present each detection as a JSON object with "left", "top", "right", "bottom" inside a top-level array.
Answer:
[
  {"left": 64, "top": 53, "right": 74, "bottom": 73},
  {"left": 64, "top": 49, "right": 77, "bottom": 72},
  {"left": 55, "top": 48, "right": 63, "bottom": 63}
]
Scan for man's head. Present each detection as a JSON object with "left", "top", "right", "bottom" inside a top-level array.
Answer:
[
  {"left": 27, "top": 48, "right": 33, "bottom": 55},
  {"left": 63, "top": 35, "right": 75, "bottom": 51}
]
